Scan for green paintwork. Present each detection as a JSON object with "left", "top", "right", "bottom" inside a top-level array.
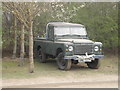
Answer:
[{"left": 34, "top": 22, "right": 103, "bottom": 58}]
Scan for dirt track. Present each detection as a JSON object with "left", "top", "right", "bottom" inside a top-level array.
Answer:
[
  {"left": 2, "top": 74, "right": 118, "bottom": 88},
  {"left": 3, "top": 80, "right": 117, "bottom": 88}
]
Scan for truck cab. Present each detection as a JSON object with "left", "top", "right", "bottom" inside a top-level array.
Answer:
[{"left": 34, "top": 22, "right": 104, "bottom": 70}]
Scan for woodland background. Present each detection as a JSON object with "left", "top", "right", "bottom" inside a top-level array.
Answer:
[{"left": 2, "top": 2, "right": 118, "bottom": 55}]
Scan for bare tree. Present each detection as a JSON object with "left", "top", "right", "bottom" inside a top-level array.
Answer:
[
  {"left": 12, "top": 16, "right": 17, "bottom": 59},
  {"left": 18, "top": 23, "right": 25, "bottom": 66},
  {"left": 3, "top": 2, "right": 44, "bottom": 73}
]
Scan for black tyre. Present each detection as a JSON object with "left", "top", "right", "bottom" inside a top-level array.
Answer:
[
  {"left": 87, "top": 59, "right": 100, "bottom": 69},
  {"left": 57, "top": 53, "right": 72, "bottom": 70},
  {"left": 38, "top": 48, "right": 46, "bottom": 63}
]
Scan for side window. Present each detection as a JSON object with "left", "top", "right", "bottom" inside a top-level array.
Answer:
[{"left": 48, "top": 26, "right": 54, "bottom": 40}]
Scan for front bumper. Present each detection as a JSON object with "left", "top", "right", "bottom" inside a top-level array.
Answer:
[{"left": 64, "top": 54, "right": 104, "bottom": 62}]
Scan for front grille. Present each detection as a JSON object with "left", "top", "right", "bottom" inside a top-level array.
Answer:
[{"left": 74, "top": 44, "right": 93, "bottom": 55}]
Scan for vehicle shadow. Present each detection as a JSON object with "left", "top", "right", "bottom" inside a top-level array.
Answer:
[
  {"left": 46, "top": 59, "right": 56, "bottom": 63},
  {"left": 71, "top": 64, "right": 89, "bottom": 71},
  {"left": 45, "top": 59, "right": 90, "bottom": 71}
]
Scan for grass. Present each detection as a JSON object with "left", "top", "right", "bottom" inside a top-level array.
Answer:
[{"left": 2, "top": 55, "right": 118, "bottom": 79}]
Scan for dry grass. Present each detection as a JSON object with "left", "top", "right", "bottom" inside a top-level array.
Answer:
[{"left": 2, "top": 55, "right": 118, "bottom": 79}]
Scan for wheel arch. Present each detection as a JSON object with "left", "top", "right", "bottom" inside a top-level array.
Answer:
[
  {"left": 37, "top": 45, "right": 41, "bottom": 51},
  {"left": 56, "top": 48, "right": 63, "bottom": 56}
]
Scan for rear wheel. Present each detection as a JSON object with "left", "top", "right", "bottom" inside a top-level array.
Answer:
[
  {"left": 87, "top": 59, "right": 100, "bottom": 69},
  {"left": 57, "top": 53, "right": 72, "bottom": 70},
  {"left": 38, "top": 48, "right": 46, "bottom": 63}
]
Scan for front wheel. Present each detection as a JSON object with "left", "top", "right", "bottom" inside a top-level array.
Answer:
[
  {"left": 87, "top": 59, "right": 100, "bottom": 69},
  {"left": 57, "top": 53, "right": 72, "bottom": 70}
]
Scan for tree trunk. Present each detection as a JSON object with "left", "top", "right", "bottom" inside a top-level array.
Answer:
[
  {"left": 29, "top": 21, "right": 34, "bottom": 73},
  {"left": 12, "top": 17, "right": 17, "bottom": 59},
  {"left": 18, "top": 24, "right": 25, "bottom": 66}
]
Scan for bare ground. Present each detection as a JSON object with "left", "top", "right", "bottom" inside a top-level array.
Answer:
[
  {"left": 2, "top": 74, "right": 118, "bottom": 88},
  {"left": 2, "top": 56, "right": 118, "bottom": 88}
]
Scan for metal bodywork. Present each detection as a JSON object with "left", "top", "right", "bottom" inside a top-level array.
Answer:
[{"left": 34, "top": 22, "right": 104, "bottom": 62}]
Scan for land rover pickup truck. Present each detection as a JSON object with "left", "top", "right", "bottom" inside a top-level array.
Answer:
[{"left": 34, "top": 22, "right": 104, "bottom": 70}]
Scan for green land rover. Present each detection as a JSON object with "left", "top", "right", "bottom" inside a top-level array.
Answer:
[{"left": 34, "top": 22, "right": 104, "bottom": 70}]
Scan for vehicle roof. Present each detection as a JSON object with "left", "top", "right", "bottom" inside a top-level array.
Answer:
[{"left": 47, "top": 22, "right": 84, "bottom": 27}]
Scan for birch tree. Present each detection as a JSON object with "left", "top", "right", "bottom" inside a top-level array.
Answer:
[
  {"left": 12, "top": 16, "right": 17, "bottom": 59},
  {"left": 3, "top": 2, "right": 43, "bottom": 73},
  {"left": 18, "top": 23, "right": 25, "bottom": 66}
]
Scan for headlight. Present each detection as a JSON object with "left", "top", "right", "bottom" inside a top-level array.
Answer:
[
  {"left": 68, "top": 46, "right": 73, "bottom": 51},
  {"left": 94, "top": 46, "right": 99, "bottom": 51}
]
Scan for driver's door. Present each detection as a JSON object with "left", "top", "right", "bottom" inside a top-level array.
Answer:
[{"left": 45, "top": 26, "right": 54, "bottom": 55}]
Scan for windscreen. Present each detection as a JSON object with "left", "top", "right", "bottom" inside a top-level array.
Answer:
[{"left": 54, "top": 26, "right": 87, "bottom": 37}]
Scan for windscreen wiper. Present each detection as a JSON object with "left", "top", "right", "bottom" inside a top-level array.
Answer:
[
  {"left": 72, "top": 34, "right": 81, "bottom": 37},
  {"left": 62, "top": 34, "right": 71, "bottom": 37}
]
